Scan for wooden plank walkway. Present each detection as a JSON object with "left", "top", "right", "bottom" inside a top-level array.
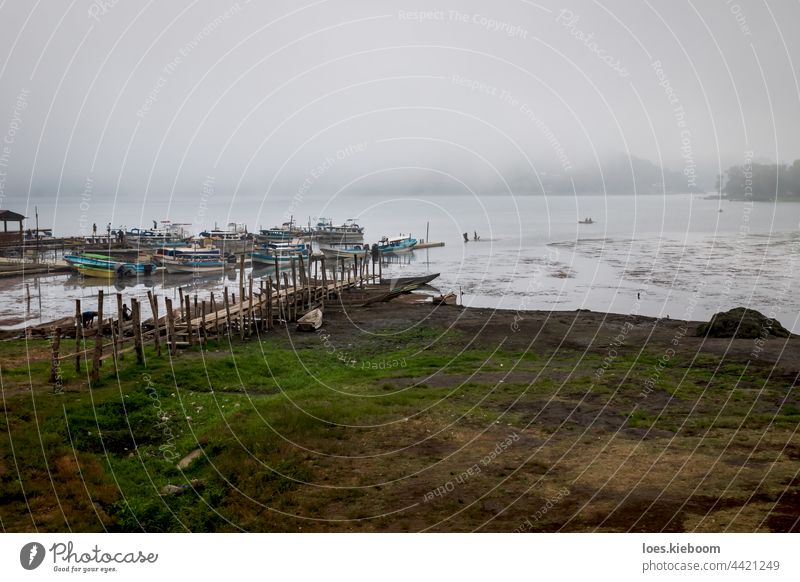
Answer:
[{"left": 45, "top": 253, "right": 381, "bottom": 383}]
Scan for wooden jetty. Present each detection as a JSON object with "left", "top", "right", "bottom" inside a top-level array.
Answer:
[{"left": 38, "top": 254, "right": 435, "bottom": 384}]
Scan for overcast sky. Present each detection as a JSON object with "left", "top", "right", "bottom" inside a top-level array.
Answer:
[{"left": 1, "top": 0, "right": 799, "bottom": 228}]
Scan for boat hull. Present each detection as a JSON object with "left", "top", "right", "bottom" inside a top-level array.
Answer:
[
  {"left": 76, "top": 265, "right": 118, "bottom": 279},
  {"left": 162, "top": 259, "right": 227, "bottom": 274}
]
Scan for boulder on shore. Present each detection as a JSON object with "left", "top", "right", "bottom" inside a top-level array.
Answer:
[{"left": 696, "top": 307, "right": 791, "bottom": 339}]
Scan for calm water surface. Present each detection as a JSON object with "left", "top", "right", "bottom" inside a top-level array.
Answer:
[{"left": 4, "top": 193, "right": 800, "bottom": 332}]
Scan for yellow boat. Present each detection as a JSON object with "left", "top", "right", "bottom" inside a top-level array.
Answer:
[{"left": 75, "top": 264, "right": 119, "bottom": 279}]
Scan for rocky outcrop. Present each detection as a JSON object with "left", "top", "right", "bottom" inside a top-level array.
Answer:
[{"left": 697, "top": 308, "right": 791, "bottom": 339}]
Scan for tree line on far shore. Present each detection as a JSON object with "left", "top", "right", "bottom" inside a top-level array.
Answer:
[{"left": 721, "top": 159, "right": 800, "bottom": 200}]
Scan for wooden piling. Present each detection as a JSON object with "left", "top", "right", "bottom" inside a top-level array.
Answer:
[
  {"left": 211, "top": 292, "right": 220, "bottom": 340},
  {"left": 238, "top": 254, "right": 245, "bottom": 330},
  {"left": 282, "top": 272, "right": 291, "bottom": 321},
  {"left": 165, "top": 297, "right": 177, "bottom": 355},
  {"left": 266, "top": 277, "right": 273, "bottom": 330},
  {"left": 274, "top": 273, "right": 281, "bottom": 322},
  {"left": 184, "top": 294, "right": 193, "bottom": 346},
  {"left": 321, "top": 258, "right": 328, "bottom": 299},
  {"left": 147, "top": 290, "right": 162, "bottom": 357},
  {"left": 223, "top": 287, "right": 232, "bottom": 338},
  {"left": 49, "top": 326, "right": 62, "bottom": 384},
  {"left": 116, "top": 293, "right": 124, "bottom": 356},
  {"left": 90, "top": 290, "right": 104, "bottom": 383},
  {"left": 108, "top": 317, "right": 118, "bottom": 374},
  {"left": 178, "top": 287, "right": 185, "bottom": 321},
  {"left": 201, "top": 300, "right": 207, "bottom": 345},
  {"left": 132, "top": 298, "right": 144, "bottom": 364},
  {"left": 291, "top": 263, "right": 298, "bottom": 321},
  {"left": 74, "top": 299, "right": 82, "bottom": 373},
  {"left": 248, "top": 275, "right": 254, "bottom": 337}
]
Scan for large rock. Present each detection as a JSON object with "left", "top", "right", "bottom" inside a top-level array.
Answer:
[{"left": 697, "top": 307, "right": 791, "bottom": 339}]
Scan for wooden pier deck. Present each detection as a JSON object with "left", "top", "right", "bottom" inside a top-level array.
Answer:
[{"left": 42, "top": 253, "right": 385, "bottom": 383}]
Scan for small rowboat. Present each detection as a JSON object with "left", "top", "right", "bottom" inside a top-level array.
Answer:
[
  {"left": 431, "top": 292, "right": 457, "bottom": 305},
  {"left": 296, "top": 308, "right": 323, "bottom": 331}
]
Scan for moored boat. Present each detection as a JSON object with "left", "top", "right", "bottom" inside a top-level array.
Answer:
[
  {"left": 317, "top": 242, "right": 371, "bottom": 260},
  {"left": 257, "top": 219, "right": 306, "bottom": 244},
  {"left": 312, "top": 218, "right": 364, "bottom": 244},
  {"left": 250, "top": 242, "right": 310, "bottom": 266},
  {"left": 152, "top": 246, "right": 223, "bottom": 266},
  {"left": 377, "top": 234, "right": 417, "bottom": 254},
  {"left": 161, "top": 256, "right": 228, "bottom": 274},
  {"left": 65, "top": 253, "right": 157, "bottom": 278},
  {"left": 126, "top": 220, "right": 191, "bottom": 246}
]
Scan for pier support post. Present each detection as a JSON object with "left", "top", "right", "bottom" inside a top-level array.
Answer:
[
  {"left": 266, "top": 277, "right": 273, "bottom": 330},
  {"left": 74, "top": 299, "right": 82, "bottom": 373},
  {"left": 116, "top": 293, "right": 124, "bottom": 357},
  {"left": 321, "top": 258, "right": 327, "bottom": 301},
  {"left": 248, "top": 275, "right": 254, "bottom": 337},
  {"left": 49, "top": 326, "right": 61, "bottom": 384},
  {"left": 201, "top": 300, "right": 207, "bottom": 345},
  {"left": 223, "top": 287, "right": 232, "bottom": 338},
  {"left": 165, "top": 297, "right": 176, "bottom": 355},
  {"left": 185, "top": 294, "right": 193, "bottom": 346},
  {"left": 282, "top": 272, "right": 291, "bottom": 322},
  {"left": 108, "top": 318, "right": 118, "bottom": 374},
  {"left": 210, "top": 292, "right": 220, "bottom": 341},
  {"left": 90, "top": 290, "right": 104, "bottom": 383},
  {"left": 132, "top": 298, "right": 143, "bottom": 364},
  {"left": 147, "top": 290, "right": 161, "bottom": 357}
]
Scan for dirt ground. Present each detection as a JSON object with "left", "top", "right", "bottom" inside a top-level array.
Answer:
[{"left": 269, "top": 300, "right": 800, "bottom": 532}]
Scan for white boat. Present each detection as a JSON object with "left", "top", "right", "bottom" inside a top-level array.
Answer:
[
  {"left": 126, "top": 220, "right": 191, "bottom": 246},
  {"left": 152, "top": 246, "right": 223, "bottom": 266},
  {"left": 312, "top": 218, "right": 364, "bottom": 244},
  {"left": 199, "top": 222, "right": 250, "bottom": 241}
]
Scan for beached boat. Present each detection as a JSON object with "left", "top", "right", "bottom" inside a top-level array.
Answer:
[
  {"left": 296, "top": 308, "right": 323, "bottom": 331},
  {"left": 377, "top": 234, "right": 417, "bottom": 254},
  {"left": 381, "top": 273, "right": 439, "bottom": 289},
  {"left": 312, "top": 218, "right": 364, "bottom": 244},
  {"left": 250, "top": 242, "right": 310, "bottom": 265}
]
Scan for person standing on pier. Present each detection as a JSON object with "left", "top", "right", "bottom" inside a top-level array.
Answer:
[{"left": 92, "top": 223, "right": 97, "bottom": 242}]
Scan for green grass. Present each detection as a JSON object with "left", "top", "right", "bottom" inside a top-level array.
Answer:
[{"left": 0, "top": 325, "right": 797, "bottom": 532}]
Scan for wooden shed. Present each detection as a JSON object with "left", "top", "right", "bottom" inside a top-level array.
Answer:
[{"left": 0, "top": 209, "right": 25, "bottom": 243}]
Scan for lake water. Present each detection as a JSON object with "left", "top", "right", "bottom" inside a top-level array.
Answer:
[{"left": 4, "top": 193, "right": 800, "bottom": 332}]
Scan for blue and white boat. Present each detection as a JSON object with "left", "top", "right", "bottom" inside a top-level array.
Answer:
[
  {"left": 250, "top": 242, "right": 310, "bottom": 266},
  {"left": 64, "top": 253, "right": 158, "bottom": 278},
  {"left": 377, "top": 234, "right": 417, "bottom": 254}
]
